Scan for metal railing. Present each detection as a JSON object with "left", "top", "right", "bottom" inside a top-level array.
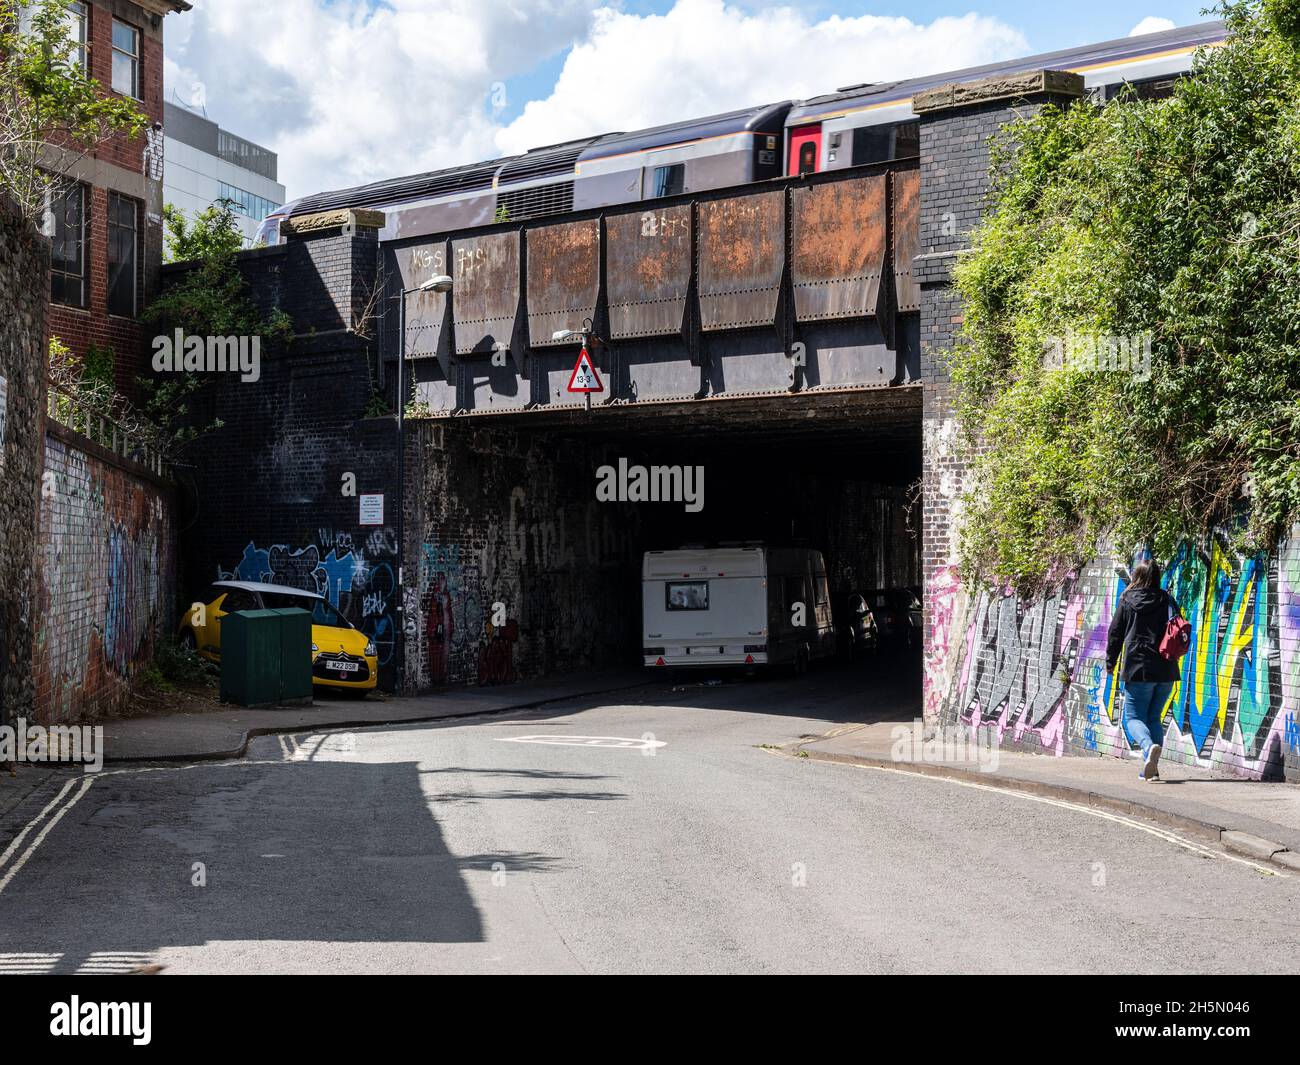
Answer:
[{"left": 46, "top": 389, "right": 167, "bottom": 476}]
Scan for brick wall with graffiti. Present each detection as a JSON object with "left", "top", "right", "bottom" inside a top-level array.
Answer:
[
  {"left": 404, "top": 421, "right": 643, "bottom": 691},
  {"left": 34, "top": 428, "right": 178, "bottom": 724},
  {"left": 926, "top": 527, "right": 1300, "bottom": 782},
  {"left": 217, "top": 524, "right": 401, "bottom": 678}
]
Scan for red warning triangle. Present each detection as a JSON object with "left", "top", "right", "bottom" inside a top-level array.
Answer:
[{"left": 566, "top": 347, "right": 604, "bottom": 393}]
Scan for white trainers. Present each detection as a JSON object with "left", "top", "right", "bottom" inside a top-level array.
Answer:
[{"left": 1141, "top": 744, "right": 1162, "bottom": 780}]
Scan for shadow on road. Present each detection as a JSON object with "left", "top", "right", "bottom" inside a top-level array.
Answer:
[
  {"left": 0, "top": 755, "right": 585, "bottom": 973},
  {"left": 517, "top": 645, "right": 924, "bottom": 729}
]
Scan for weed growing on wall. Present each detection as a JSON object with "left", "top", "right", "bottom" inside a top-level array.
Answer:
[{"left": 950, "top": 0, "right": 1300, "bottom": 592}]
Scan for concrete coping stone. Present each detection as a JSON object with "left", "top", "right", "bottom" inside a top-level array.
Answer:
[
  {"left": 283, "top": 208, "right": 386, "bottom": 237},
  {"left": 913, "top": 69, "right": 1086, "bottom": 115}
]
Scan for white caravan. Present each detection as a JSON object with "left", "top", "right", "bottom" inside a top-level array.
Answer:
[{"left": 641, "top": 545, "right": 836, "bottom": 671}]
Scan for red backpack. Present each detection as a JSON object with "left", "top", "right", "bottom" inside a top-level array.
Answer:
[{"left": 1159, "top": 601, "right": 1191, "bottom": 661}]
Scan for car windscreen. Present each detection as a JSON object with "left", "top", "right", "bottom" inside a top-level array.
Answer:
[{"left": 259, "top": 592, "right": 350, "bottom": 628}]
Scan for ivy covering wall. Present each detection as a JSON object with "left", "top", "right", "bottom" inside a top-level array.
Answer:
[{"left": 950, "top": 1, "right": 1300, "bottom": 592}]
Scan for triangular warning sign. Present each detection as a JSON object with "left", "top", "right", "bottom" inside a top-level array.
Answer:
[{"left": 567, "top": 347, "right": 603, "bottom": 393}]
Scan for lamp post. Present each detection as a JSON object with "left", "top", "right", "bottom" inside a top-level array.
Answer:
[
  {"left": 551, "top": 318, "right": 604, "bottom": 412},
  {"left": 394, "top": 273, "right": 451, "bottom": 691}
]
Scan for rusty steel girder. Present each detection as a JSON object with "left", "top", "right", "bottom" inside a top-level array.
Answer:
[
  {"left": 451, "top": 230, "right": 521, "bottom": 356},
  {"left": 696, "top": 190, "right": 785, "bottom": 332},
  {"left": 401, "top": 241, "right": 451, "bottom": 365},
  {"left": 526, "top": 219, "right": 600, "bottom": 347},
  {"left": 790, "top": 175, "right": 887, "bottom": 323},
  {"left": 605, "top": 205, "right": 693, "bottom": 340},
  {"left": 892, "top": 168, "right": 921, "bottom": 314}
]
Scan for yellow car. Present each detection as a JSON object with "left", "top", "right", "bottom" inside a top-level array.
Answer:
[{"left": 179, "top": 580, "right": 378, "bottom": 694}]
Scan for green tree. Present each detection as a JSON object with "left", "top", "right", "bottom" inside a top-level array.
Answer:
[
  {"left": 949, "top": 0, "right": 1300, "bottom": 592},
  {"left": 140, "top": 198, "right": 292, "bottom": 454},
  {"left": 0, "top": 0, "right": 146, "bottom": 223},
  {"left": 162, "top": 198, "right": 245, "bottom": 264}
]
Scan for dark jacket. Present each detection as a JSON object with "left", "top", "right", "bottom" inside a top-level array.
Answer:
[{"left": 1106, "top": 586, "right": 1181, "bottom": 683}]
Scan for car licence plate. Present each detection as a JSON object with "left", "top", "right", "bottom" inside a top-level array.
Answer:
[{"left": 330, "top": 661, "right": 359, "bottom": 673}]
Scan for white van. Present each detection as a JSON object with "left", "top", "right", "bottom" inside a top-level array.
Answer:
[{"left": 641, "top": 545, "right": 836, "bottom": 671}]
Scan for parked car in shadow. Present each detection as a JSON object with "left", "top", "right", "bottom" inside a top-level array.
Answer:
[
  {"left": 834, "top": 591, "right": 879, "bottom": 661},
  {"left": 864, "top": 588, "right": 921, "bottom": 648}
]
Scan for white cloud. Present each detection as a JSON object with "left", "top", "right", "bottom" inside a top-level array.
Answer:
[
  {"left": 1129, "top": 16, "right": 1177, "bottom": 36},
  {"left": 166, "top": 0, "right": 602, "bottom": 199},
  {"left": 166, "top": 0, "right": 1029, "bottom": 201},
  {"left": 497, "top": 0, "right": 1028, "bottom": 156}
]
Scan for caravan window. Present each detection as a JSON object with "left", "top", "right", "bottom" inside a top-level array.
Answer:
[{"left": 666, "top": 581, "right": 709, "bottom": 611}]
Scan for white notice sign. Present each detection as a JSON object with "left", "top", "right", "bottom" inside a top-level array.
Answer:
[{"left": 359, "top": 493, "right": 384, "bottom": 525}]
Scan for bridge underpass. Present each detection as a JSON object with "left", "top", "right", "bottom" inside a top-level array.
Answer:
[
  {"left": 383, "top": 160, "right": 925, "bottom": 691},
  {"left": 400, "top": 387, "right": 921, "bottom": 692}
]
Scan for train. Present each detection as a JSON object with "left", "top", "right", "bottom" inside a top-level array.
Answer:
[{"left": 254, "top": 19, "right": 1227, "bottom": 246}]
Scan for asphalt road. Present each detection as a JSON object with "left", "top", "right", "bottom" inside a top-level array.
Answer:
[{"left": 2, "top": 661, "right": 1298, "bottom": 974}]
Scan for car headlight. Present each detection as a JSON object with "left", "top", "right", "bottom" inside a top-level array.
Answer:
[
  {"left": 311, "top": 643, "right": 318, "bottom": 652},
  {"left": 365, "top": 642, "right": 377, "bottom": 657}
]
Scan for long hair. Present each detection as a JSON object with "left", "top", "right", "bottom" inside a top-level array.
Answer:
[{"left": 1129, "top": 559, "right": 1161, "bottom": 590}]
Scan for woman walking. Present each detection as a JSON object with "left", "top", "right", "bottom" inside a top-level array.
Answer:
[{"left": 1105, "top": 560, "right": 1181, "bottom": 780}]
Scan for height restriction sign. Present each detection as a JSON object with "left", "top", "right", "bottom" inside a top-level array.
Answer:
[{"left": 567, "top": 347, "right": 603, "bottom": 393}]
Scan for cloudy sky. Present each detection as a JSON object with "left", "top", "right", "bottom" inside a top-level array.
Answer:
[{"left": 163, "top": 0, "right": 1208, "bottom": 201}]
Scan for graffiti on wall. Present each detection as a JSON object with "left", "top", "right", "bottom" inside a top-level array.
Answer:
[
  {"left": 35, "top": 437, "right": 175, "bottom": 724},
  {"left": 219, "top": 527, "right": 400, "bottom": 669},
  {"left": 936, "top": 528, "right": 1300, "bottom": 779}
]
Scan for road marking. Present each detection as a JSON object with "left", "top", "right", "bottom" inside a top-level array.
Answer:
[
  {"left": 788, "top": 751, "right": 1288, "bottom": 877},
  {"left": 277, "top": 735, "right": 291, "bottom": 760},
  {"left": 0, "top": 952, "right": 61, "bottom": 974},
  {"left": 497, "top": 735, "right": 667, "bottom": 751},
  {"left": 0, "top": 776, "right": 94, "bottom": 895},
  {"left": 0, "top": 778, "right": 78, "bottom": 875}
]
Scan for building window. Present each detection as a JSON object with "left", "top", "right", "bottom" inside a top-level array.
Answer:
[
  {"left": 111, "top": 18, "right": 140, "bottom": 99},
  {"left": 49, "top": 182, "right": 88, "bottom": 308},
  {"left": 107, "top": 193, "right": 138, "bottom": 318},
  {"left": 650, "top": 163, "right": 685, "bottom": 199},
  {"left": 18, "top": 1, "right": 87, "bottom": 69},
  {"left": 65, "top": 1, "right": 87, "bottom": 70},
  {"left": 218, "top": 182, "right": 281, "bottom": 222}
]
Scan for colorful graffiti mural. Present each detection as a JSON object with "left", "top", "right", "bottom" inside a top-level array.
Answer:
[
  {"left": 933, "top": 528, "right": 1300, "bottom": 780},
  {"left": 219, "top": 528, "right": 400, "bottom": 674}
]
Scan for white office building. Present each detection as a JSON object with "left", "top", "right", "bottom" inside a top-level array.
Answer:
[{"left": 163, "top": 101, "right": 286, "bottom": 248}]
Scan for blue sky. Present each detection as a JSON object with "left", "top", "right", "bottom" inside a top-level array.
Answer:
[
  {"left": 164, "top": 1, "right": 1221, "bottom": 198},
  {"left": 491, "top": 1, "right": 1215, "bottom": 123}
]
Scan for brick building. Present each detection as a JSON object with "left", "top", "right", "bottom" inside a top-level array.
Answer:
[{"left": 41, "top": 0, "right": 190, "bottom": 395}]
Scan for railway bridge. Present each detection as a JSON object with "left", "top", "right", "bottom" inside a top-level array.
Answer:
[{"left": 177, "top": 67, "right": 1085, "bottom": 706}]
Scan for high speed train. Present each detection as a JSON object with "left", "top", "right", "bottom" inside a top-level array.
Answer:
[{"left": 256, "top": 19, "right": 1226, "bottom": 245}]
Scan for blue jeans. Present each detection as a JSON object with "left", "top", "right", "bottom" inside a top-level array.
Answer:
[{"left": 1122, "top": 681, "right": 1173, "bottom": 755}]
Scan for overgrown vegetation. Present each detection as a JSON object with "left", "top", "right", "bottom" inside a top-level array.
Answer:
[
  {"left": 146, "top": 634, "right": 217, "bottom": 691},
  {"left": 0, "top": 0, "right": 146, "bottom": 223},
  {"left": 950, "top": 0, "right": 1300, "bottom": 592},
  {"left": 138, "top": 199, "right": 291, "bottom": 455}
]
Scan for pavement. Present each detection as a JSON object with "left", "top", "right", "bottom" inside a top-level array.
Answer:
[
  {"left": 94, "top": 668, "right": 652, "bottom": 762},
  {"left": 795, "top": 721, "right": 1300, "bottom": 871},
  {"left": 2, "top": 687, "right": 1298, "bottom": 973}
]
